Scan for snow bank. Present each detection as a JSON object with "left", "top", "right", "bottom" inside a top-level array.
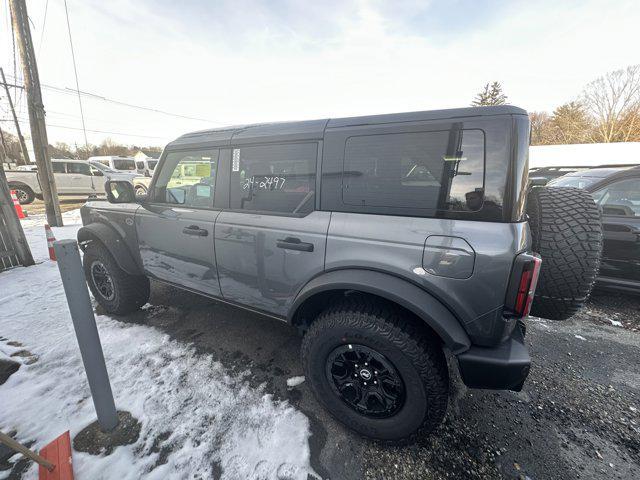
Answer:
[{"left": 0, "top": 211, "right": 313, "bottom": 479}]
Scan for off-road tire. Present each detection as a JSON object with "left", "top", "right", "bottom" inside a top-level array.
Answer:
[
  {"left": 527, "top": 186, "right": 602, "bottom": 320},
  {"left": 82, "top": 241, "right": 150, "bottom": 314},
  {"left": 301, "top": 297, "right": 448, "bottom": 443},
  {"left": 9, "top": 184, "right": 35, "bottom": 204}
]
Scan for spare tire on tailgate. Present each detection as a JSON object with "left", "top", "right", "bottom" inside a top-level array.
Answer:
[{"left": 527, "top": 186, "right": 603, "bottom": 320}]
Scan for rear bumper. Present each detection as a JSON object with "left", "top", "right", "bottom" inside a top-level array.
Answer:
[{"left": 456, "top": 323, "right": 530, "bottom": 391}]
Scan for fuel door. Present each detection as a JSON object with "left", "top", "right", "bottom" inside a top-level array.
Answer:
[{"left": 422, "top": 235, "right": 475, "bottom": 279}]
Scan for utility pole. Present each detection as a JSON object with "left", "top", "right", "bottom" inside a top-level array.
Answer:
[
  {"left": 9, "top": 0, "right": 62, "bottom": 226},
  {"left": 0, "top": 125, "right": 8, "bottom": 164},
  {"left": 0, "top": 68, "right": 30, "bottom": 166},
  {"left": 0, "top": 160, "right": 34, "bottom": 266}
]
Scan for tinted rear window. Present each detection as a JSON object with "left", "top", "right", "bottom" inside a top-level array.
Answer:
[
  {"left": 343, "top": 129, "right": 485, "bottom": 212},
  {"left": 113, "top": 159, "right": 136, "bottom": 170}
]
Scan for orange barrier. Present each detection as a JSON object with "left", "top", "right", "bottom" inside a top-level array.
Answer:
[
  {"left": 45, "top": 224, "right": 57, "bottom": 261},
  {"left": 39, "top": 431, "right": 74, "bottom": 480},
  {"left": 10, "top": 190, "right": 26, "bottom": 219}
]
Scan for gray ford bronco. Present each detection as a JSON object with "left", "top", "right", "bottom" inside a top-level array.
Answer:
[{"left": 78, "top": 106, "right": 602, "bottom": 442}]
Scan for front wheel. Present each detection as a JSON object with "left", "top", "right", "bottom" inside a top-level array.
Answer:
[
  {"left": 301, "top": 298, "right": 449, "bottom": 443},
  {"left": 10, "top": 185, "right": 35, "bottom": 204},
  {"left": 82, "top": 241, "right": 150, "bottom": 314}
]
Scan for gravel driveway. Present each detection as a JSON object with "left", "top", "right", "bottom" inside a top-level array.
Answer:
[{"left": 114, "top": 286, "right": 640, "bottom": 479}]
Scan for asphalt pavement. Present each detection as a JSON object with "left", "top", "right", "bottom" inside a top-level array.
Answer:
[{"left": 113, "top": 285, "right": 640, "bottom": 480}]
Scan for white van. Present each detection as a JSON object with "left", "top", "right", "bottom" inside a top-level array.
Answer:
[
  {"left": 88, "top": 156, "right": 137, "bottom": 173},
  {"left": 135, "top": 158, "right": 158, "bottom": 177}
]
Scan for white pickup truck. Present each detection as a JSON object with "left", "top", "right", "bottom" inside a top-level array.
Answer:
[{"left": 6, "top": 158, "right": 144, "bottom": 204}]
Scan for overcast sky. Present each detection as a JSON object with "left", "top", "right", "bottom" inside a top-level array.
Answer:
[{"left": 0, "top": 0, "right": 638, "bottom": 149}]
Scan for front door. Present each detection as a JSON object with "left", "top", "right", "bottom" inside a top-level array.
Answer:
[
  {"left": 65, "top": 162, "right": 96, "bottom": 194},
  {"left": 136, "top": 148, "right": 222, "bottom": 296},
  {"left": 215, "top": 142, "right": 329, "bottom": 316},
  {"left": 592, "top": 177, "right": 640, "bottom": 285}
]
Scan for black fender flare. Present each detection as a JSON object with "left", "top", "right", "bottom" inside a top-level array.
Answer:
[
  {"left": 8, "top": 181, "right": 35, "bottom": 192},
  {"left": 288, "top": 269, "right": 471, "bottom": 354},
  {"left": 77, "top": 223, "right": 142, "bottom": 275}
]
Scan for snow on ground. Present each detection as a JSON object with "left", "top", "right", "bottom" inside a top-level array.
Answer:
[
  {"left": 0, "top": 211, "right": 313, "bottom": 479},
  {"left": 286, "top": 377, "right": 305, "bottom": 388}
]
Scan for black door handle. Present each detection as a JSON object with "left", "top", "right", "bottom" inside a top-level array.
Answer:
[
  {"left": 277, "top": 236, "right": 314, "bottom": 252},
  {"left": 182, "top": 225, "right": 208, "bottom": 237}
]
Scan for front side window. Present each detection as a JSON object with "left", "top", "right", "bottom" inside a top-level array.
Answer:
[
  {"left": 592, "top": 179, "right": 640, "bottom": 217},
  {"left": 153, "top": 150, "right": 218, "bottom": 208},
  {"left": 52, "top": 162, "right": 66, "bottom": 173},
  {"left": 230, "top": 143, "right": 317, "bottom": 215},
  {"left": 343, "top": 129, "right": 485, "bottom": 212},
  {"left": 67, "top": 162, "right": 91, "bottom": 175}
]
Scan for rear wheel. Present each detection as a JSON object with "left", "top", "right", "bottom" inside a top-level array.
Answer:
[
  {"left": 301, "top": 297, "right": 448, "bottom": 443},
  {"left": 82, "top": 241, "right": 150, "bottom": 314},
  {"left": 527, "top": 186, "right": 602, "bottom": 320},
  {"left": 9, "top": 185, "right": 35, "bottom": 204}
]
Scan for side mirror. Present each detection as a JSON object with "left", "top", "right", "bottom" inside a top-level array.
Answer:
[{"left": 105, "top": 180, "right": 136, "bottom": 203}]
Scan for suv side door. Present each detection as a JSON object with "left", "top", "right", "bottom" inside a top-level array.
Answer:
[
  {"left": 51, "top": 161, "right": 71, "bottom": 193},
  {"left": 135, "top": 148, "right": 223, "bottom": 296},
  {"left": 591, "top": 177, "right": 640, "bottom": 286},
  {"left": 215, "top": 142, "right": 329, "bottom": 316},
  {"left": 65, "top": 162, "right": 96, "bottom": 194}
]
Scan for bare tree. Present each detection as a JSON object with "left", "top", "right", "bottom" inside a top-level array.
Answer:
[
  {"left": 529, "top": 111, "right": 553, "bottom": 145},
  {"left": 582, "top": 65, "right": 640, "bottom": 142}
]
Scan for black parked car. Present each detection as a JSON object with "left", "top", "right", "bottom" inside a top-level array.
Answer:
[{"left": 549, "top": 166, "right": 640, "bottom": 294}]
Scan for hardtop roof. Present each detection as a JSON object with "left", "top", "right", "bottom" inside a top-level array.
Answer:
[{"left": 167, "top": 105, "right": 526, "bottom": 148}]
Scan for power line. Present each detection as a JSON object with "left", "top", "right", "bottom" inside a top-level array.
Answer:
[
  {"left": 0, "top": 118, "right": 167, "bottom": 140},
  {"left": 63, "top": 0, "right": 88, "bottom": 150},
  {"left": 37, "top": 0, "right": 48, "bottom": 55},
  {"left": 4, "top": 72, "right": 221, "bottom": 124}
]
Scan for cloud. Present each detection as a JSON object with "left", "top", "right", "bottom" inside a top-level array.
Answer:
[{"left": 2, "top": 0, "right": 638, "bottom": 146}]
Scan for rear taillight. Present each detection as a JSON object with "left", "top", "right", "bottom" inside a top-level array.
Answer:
[{"left": 506, "top": 253, "right": 542, "bottom": 318}]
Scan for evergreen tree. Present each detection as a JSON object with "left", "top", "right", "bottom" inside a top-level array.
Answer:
[{"left": 471, "top": 82, "right": 508, "bottom": 106}]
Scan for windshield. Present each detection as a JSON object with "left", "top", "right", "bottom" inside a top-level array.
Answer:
[
  {"left": 91, "top": 162, "right": 117, "bottom": 173},
  {"left": 113, "top": 159, "right": 136, "bottom": 170},
  {"left": 547, "top": 175, "right": 603, "bottom": 189}
]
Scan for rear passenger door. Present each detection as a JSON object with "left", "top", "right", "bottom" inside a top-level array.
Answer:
[
  {"left": 136, "top": 149, "right": 223, "bottom": 296},
  {"left": 51, "top": 161, "right": 72, "bottom": 193},
  {"left": 215, "top": 142, "right": 329, "bottom": 316}
]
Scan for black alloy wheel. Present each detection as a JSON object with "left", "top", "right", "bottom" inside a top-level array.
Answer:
[
  {"left": 326, "top": 344, "right": 405, "bottom": 418},
  {"left": 90, "top": 260, "right": 116, "bottom": 301}
]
